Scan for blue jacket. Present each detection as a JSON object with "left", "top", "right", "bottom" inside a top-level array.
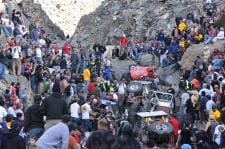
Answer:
[
  {"left": 31, "top": 29, "right": 39, "bottom": 42},
  {"left": 212, "top": 58, "right": 222, "bottom": 70},
  {"left": 103, "top": 67, "right": 112, "bottom": 81},
  {"left": 168, "top": 42, "right": 179, "bottom": 54},
  {"left": 13, "top": 27, "right": 21, "bottom": 37}
]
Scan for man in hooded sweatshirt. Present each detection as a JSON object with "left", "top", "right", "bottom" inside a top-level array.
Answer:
[
  {"left": 24, "top": 95, "right": 45, "bottom": 140},
  {"left": 2, "top": 120, "right": 26, "bottom": 149},
  {"left": 40, "top": 81, "right": 68, "bottom": 129}
]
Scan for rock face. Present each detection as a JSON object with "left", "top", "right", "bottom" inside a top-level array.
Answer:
[
  {"left": 180, "top": 41, "right": 225, "bottom": 70},
  {"left": 156, "top": 63, "right": 181, "bottom": 86},
  {"left": 0, "top": 74, "right": 33, "bottom": 107},
  {"left": 111, "top": 58, "right": 135, "bottom": 79},
  {"left": 70, "top": 0, "right": 202, "bottom": 47},
  {"left": 140, "top": 54, "right": 159, "bottom": 66},
  {"left": 22, "top": 1, "right": 65, "bottom": 39}
]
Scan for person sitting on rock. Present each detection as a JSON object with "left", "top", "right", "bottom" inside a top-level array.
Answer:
[
  {"left": 178, "top": 19, "right": 187, "bottom": 33},
  {"left": 179, "top": 37, "right": 188, "bottom": 53},
  {"left": 214, "top": 27, "right": 225, "bottom": 40},
  {"left": 211, "top": 48, "right": 222, "bottom": 59},
  {"left": 204, "top": 24, "right": 217, "bottom": 44},
  {"left": 194, "top": 31, "right": 204, "bottom": 44},
  {"left": 212, "top": 56, "right": 222, "bottom": 72}
]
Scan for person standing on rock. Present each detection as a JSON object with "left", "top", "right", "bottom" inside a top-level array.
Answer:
[
  {"left": 119, "top": 34, "right": 128, "bottom": 57},
  {"left": 83, "top": 65, "right": 91, "bottom": 94},
  {"left": 40, "top": 82, "right": 68, "bottom": 130},
  {"left": 117, "top": 79, "right": 126, "bottom": 114},
  {"left": 62, "top": 40, "right": 72, "bottom": 59},
  {"left": 11, "top": 41, "right": 21, "bottom": 76}
]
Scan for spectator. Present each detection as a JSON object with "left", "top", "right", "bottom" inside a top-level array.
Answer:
[
  {"left": 179, "top": 121, "right": 192, "bottom": 146},
  {"left": 215, "top": 27, "right": 225, "bottom": 40},
  {"left": 68, "top": 123, "right": 81, "bottom": 149},
  {"left": 7, "top": 102, "right": 16, "bottom": 118},
  {"left": 0, "top": 98, "right": 7, "bottom": 121},
  {"left": 209, "top": 105, "right": 221, "bottom": 121},
  {"left": 83, "top": 66, "right": 91, "bottom": 93},
  {"left": 2, "top": 120, "right": 26, "bottom": 149},
  {"left": 40, "top": 83, "right": 68, "bottom": 129},
  {"left": 111, "top": 122, "right": 140, "bottom": 149},
  {"left": 11, "top": 42, "right": 21, "bottom": 76},
  {"left": 70, "top": 98, "right": 80, "bottom": 126},
  {"left": 214, "top": 124, "right": 225, "bottom": 146},
  {"left": 24, "top": 95, "right": 44, "bottom": 140},
  {"left": 86, "top": 118, "right": 115, "bottom": 149},
  {"left": 81, "top": 100, "right": 92, "bottom": 131},
  {"left": 204, "top": 25, "right": 217, "bottom": 44},
  {"left": 36, "top": 115, "right": 71, "bottom": 149}
]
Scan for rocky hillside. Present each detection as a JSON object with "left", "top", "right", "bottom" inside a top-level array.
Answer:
[{"left": 70, "top": 0, "right": 202, "bottom": 47}]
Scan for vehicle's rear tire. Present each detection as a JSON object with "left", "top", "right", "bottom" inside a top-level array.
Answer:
[
  {"left": 126, "top": 81, "right": 143, "bottom": 94},
  {"left": 149, "top": 121, "right": 173, "bottom": 135}
]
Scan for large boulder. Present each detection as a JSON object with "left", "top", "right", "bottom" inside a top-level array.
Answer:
[
  {"left": 156, "top": 63, "right": 180, "bottom": 86},
  {"left": 111, "top": 58, "right": 136, "bottom": 79},
  {"left": 140, "top": 54, "right": 159, "bottom": 66},
  {"left": 180, "top": 40, "right": 225, "bottom": 70}
]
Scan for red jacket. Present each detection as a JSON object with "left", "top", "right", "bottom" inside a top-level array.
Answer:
[
  {"left": 119, "top": 37, "right": 128, "bottom": 47},
  {"left": 62, "top": 42, "right": 71, "bottom": 55},
  {"left": 87, "top": 82, "right": 96, "bottom": 94},
  {"left": 169, "top": 117, "right": 180, "bottom": 137},
  {"left": 51, "top": 44, "right": 58, "bottom": 54}
]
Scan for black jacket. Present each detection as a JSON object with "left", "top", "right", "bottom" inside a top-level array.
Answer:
[
  {"left": 40, "top": 93, "right": 68, "bottom": 120},
  {"left": 1, "top": 128, "right": 26, "bottom": 149},
  {"left": 86, "top": 129, "right": 115, "bottom": 149},
  {"left": 24, "top": 104, "right": 45, "bottom": 132}
]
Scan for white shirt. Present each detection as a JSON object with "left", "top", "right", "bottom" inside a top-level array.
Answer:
[
  {"left": 7, "top": 107, "right": 16, "bottom": 117},
  {"left": 36, "top": 48, "right": 42, "bottom": 58},
  {"left": 222, "top": 78, "right": 225, "bottom": 86},
  {"left": 206, "top": 100, "right": 215, "bottom": 112},
  {"left": 206, "top": 0, "right": 212, "bottom": 4},
  {"left": 39, "top": 39, "right": 46, "bottom": 47},
  {"left": 27, "top": 48, "right": 33, "bottom": 57},
  {"left": 181, "top": 92, "right": 190, "bottom": 105},
  {"left": 214, "top": 125, "right": 225, "bottom": 145},
  {"left": 70, "top": 102, "right": 80, "bottom": 118},
  {"left": 216, "top": 31, "right": 224, "bottom": 40},
  {"left": 104, "top": 59, "right": 111, "bottom": 67},
  {"left": 112, "top": 93, "right": 118, "bottom": 101},
  {"left": 117, "top": 83, "right": 126, "bottom": 94},
  {"left": 0, "top": 106, "right": 7, "bottom": 119},
  {"left": 199, "top": 88, "right": 212, "bottom": 96},
  {"left": 81, "top": 103, "right": 91, "bottom": 119},
  {"left": 5, "top": 20, "right": 14, "bottom": 31},
  {"left": 11, "top": 46, "right": 21, "bottom": 59}
]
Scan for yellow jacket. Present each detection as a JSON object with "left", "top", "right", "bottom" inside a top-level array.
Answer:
[
  {"left": 83, "top": 68, "right": 90, "bottom": 81},
  {"left": 194, "top": 34, "right": 203, "bottom": 41},
  {"left": 209, "top": 109, "right": 221, "bottom": 121},
  {"left": 178, "top": 23, "right": 186, "bottom": 32},
  {"left": 179, "top": 40, "right": 188, "bottom": 48}
]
